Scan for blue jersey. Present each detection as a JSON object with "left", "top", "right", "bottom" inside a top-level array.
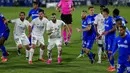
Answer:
[
  {"left": 0, "top": 13, "right": 6, "bottom": 34},
  {"left": 28, "top": 8, "right": 41, "bottom": 20},
  {"left": 112, "top": 35, "right": 130, "bottom": 63},
  {"left": 82, "top": 14, "right": 97, "bottom": 40},
  {"left": 114, "top": 16, "right": 127, "bottom": 26},
  {"left": 104, "top": 16, "right": 116, "bottom": 37}
]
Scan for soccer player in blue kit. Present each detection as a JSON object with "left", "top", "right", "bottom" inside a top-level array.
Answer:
[
  {"left": 26, "top": 1, "right": 41, "bottom": 20},
  {"left": 102, "top": 8, "right": 116, "bottom": 71},
  {"left": 76, "top": 7, "right": 97, "bottom": 64},
  {"left": 111, "top": 26, "right": 130, "bottom": 73},
  {"left": 113, "top": 8, "right": 128, "bottom": 26},
  {"left": 0, "top": 13, "right": 10, "bottom": 62},
  {"left": 115, "top": 18, "right": 130, "bottom": 35},
  {"left": 77, "top": 6, "right": 97, "bottom": 60}
]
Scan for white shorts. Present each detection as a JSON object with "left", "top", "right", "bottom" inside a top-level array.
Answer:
[
  {"left": 31, "top": 35, "right": 45, "bottom": 45},
  {"left": 47, "top": 37, "right": 62, "bottom": 50},
  {"left": 97, "top": 36, "right": 105, "bottom": 44},
  {"left": 14, "top": 34, "right": 30, "bottom": 46}
]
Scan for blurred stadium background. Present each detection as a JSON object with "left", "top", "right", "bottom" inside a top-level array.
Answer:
[{"left": 0, "top": 0, "right": 130, "bottom": 7}]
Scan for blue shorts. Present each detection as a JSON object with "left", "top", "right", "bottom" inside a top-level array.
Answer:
[
  {"left": 117, "top": 62, "right": 130, "bottom": 73},
  {"left": 82, "top": 39, "right": 94, "bottom": 50},
  {"left": 0, "top": 31, "right": 10, "bottom": 40},
  {"left": 105, "top": 36, "right": 115, "bottom": 51}
]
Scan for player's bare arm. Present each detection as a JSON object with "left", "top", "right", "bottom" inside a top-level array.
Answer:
[{"left": 76, "top": 24, "right": 92, "bottom": 32}]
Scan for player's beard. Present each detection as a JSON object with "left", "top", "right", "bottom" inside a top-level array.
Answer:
[
  {"left": 20, "top": 18, "right": 24, "bottom": 21},
  {"left": 120, "top": 32, "right": 125, "bottom": 37}
]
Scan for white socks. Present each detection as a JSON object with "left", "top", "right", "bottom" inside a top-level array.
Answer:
[
  {"left": 29, "top": 48, "right": 34, "bottom": 61},
  {"left": 26, "top": 50, "right": 29, "bottom": 58},
  {"left": 39, "top": 48, "right": 44, "bottom": 59},
  {"left": 98, "top": 47, "right": 102, "bottom": 61}
]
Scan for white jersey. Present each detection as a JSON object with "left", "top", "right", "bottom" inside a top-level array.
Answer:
[
  {"left": 11, "top": 18, "right": 31, "bottom": 36},
  {"left": 47, "top": 20, "right": 65, "bottom": 39},
  {"left": 94, "top": 13, "right": 104, "bottom": 34},
  {"left": 31, "top": 17, "right": 48, "bottom": 36}
]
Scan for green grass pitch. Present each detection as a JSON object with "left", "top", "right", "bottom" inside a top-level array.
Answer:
[{"left": 0, "top": 6, "right": 130, "bottom": 73}]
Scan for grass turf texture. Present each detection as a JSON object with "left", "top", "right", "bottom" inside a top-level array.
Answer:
[{"left": 0, "top": 6, "right": 130, "bottom": 73}]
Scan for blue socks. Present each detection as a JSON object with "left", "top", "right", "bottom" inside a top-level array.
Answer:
[
  {"left": 0, "top": 45, "right": 7, "bottom": 58},
  {"left": 29, "top": 37, "right": 31, "bottom": 46},
  {"left": 80, "top": 49, "right": 84, "bottom": 55},
  {"left": 87, "top": 52, "right": 93, "bottom": 60},
  {"left": 108, "top": 53, "right": 114, "bottom": 67}
]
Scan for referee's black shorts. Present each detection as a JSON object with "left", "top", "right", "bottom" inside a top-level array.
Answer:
[{"left": 61, "top": 14, "right": 72, "bottom": 24}]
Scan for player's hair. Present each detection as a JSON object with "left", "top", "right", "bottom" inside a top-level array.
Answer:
[
  {"left": 113, "top": 8, "right": 120, "bottom": 16},
  {"left": 116, "top": 18, "right": 122, "bottom": 22},
  {"left": 82, "top": 10, "right": 87, "bottom": 13},
  {"left": 33, "top": 1, "right": 38, "bottom": 5},
  {"left": 88, "top": 6, "right": 94, "bottom": 10},
  {"left": 19, "top": 12, "right": 25, "bottom": 15},
  {"left": 51, "top": 13, "right": 56, "bottom": 16},
  {"left": 103, "top": 8, "right": 109, "bottom": 14},
  {"left": 120, "top": 26, "right": 126, "bottom": 30},
  {"left": 39, "top": 9, "right": 44, "bottom": 14}
]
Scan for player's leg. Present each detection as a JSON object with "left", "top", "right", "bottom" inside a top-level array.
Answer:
[
  {"left": 67, "top": 14, "right": 72, "bottom": 43},
  {"left": 76, "top": 40, "right": 85, "bottom": 58},
  {"left": 56, "top": 38, "right": 62, "bottom": 64},
  {"left": 37, "top": 37, "right": 46, "bottom": 61},
  {"left": 22, "top": 36, "right": 30, "bottom": 59},
  {"left": 97, "top": 39, "right": 103, "bottom": 64},
  {"left": 14, "top": 35, "right": 23, "bottom": 56},
  {"left": 117, "top": 64, "right": 125, "bottom": 73},
  {"left": 0, "top": 31, "right": 10, "bottom": 62},
  {"left": 46, "top": 39, "right": 55, "bottom": 64},
  {"left": 61, "top": 14, "right": 67, "bottom": 44},
  {"left": 102, "top": 36, "right": 107, "bottom": 58},
  {"left": 28, "top": 36, "right": 37, "bottom": 64},
  {"left": 85, "top": 39, "right": 95, "bottom": 64},
  {"left": 107, "top": 37, "right": 115, "bottom": 71}
]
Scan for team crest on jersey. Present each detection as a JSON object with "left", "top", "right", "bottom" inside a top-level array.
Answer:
[
  {"left": 84, "top": 21, "right": 86, "bottom": 24},
  {"left": 124, "top": 40, "right": 127, "bottom": 44}
]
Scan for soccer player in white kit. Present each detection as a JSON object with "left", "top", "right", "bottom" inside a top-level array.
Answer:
[
  {"left": 28, "top": 9, "right": 48, "bottom": 64},
  {"left": 94, "top": 5, "right": 106, "bottom": 63},
  {"left": 46, "top": 13, "right": 70, "bottom": 64},
  {"left": 8, "top": 12, "right": 31, "bottom": 61}
]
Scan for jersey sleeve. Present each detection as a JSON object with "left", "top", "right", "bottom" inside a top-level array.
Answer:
[
  {"left": 61, "top": 20, "right": 66, "bottom": 26},
  {"left": 46, "top": 22, "right": 51, "bottom": 31},
  {"left": 31, "top": 20, "right": 35, "bottom": 26},
  {"left": 57, "top": 1, "right": 62, "bottom": 7},
  {"left": 26, "top": 21, "right": 31, "bottom": 28},
  {"left": 94, "top": 16, "right": 98, "bottom": 25},
  {"left": 112, "top": 18, "right": 116, "bottom": 26},
  {"left": 28, "top": 9, "right": 32, "bottom": 17},
  {"left": 0, "top": 13, "right": 4, "bottom": 18},
  {"left": 11, "top": 19, "right": 16, "bottom": 24}
]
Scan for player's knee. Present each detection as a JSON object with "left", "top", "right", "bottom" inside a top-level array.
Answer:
[
  {"left": 0, "top": 37, "right": 5, "bottom": 46},
  {"left": 84, "top": 49, "right": 90, "bottom": 54},
  {"left": 40, "top": 45, "right": 45, "bottom": 50},
  {"left": 25, "top": 45, "right": 30, "bottom": 50},
  {"left": 18, "top": 44, "right": 22, "bottom": 49},
  {"left": 32, "top": 44, "right": 36, "bottom": 49}
]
